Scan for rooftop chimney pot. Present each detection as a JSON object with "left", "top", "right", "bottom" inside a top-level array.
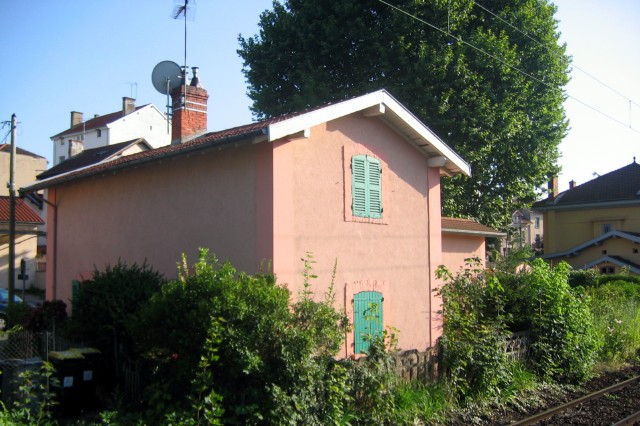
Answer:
[{"left": 70, "top": 111, "right": 83, "bottom": 128}]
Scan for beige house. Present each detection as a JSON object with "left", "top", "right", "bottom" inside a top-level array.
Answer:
[
  {"left": 24, "top": 84, "right": 479, "bottom": 357},
  {"left": 533, "top": 160, "right": 640, "bottom": 274},
  {"left": 1, "top": 145, "right": 48, "bottom": 289}
]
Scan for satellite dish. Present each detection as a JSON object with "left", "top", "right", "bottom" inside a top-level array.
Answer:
[{"left": 151, "top": 61, "right": 182, "bottom": 94}]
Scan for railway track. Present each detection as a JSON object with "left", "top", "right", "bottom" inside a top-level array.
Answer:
[{"left": 510, "top": 374, "right": 640, "bottom": 426}]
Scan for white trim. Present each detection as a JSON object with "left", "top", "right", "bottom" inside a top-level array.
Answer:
[
  {"left": 267, "top": 90, "right": 471, "bottom": 177},
  {"left": 581, "top": 256, "right": 640, "bottom": 274}
]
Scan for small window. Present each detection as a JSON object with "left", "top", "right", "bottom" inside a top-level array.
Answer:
[
  {"left": 353, "top": 291, "right": 384, "bottom": 354},
  {"left": 352, "top": 155, "right": 382, "bottom": 219},
  {"left": 602, "top": 224, "right": 612, "bottom": 234},
  {"left": 602, "top": 250, "right": 608, "bottom": 255},
  {"left": 534, "top": 217, "right": 540, "bottom": 229},
  {"left": 600, "top": 266, "right": 615, "bottom": 274},
  {"left": 96, "top": 129, "right": 102, "bottom": 137},
  {"left": 633, "top": 248, "right": 638, "bottom": 254}
]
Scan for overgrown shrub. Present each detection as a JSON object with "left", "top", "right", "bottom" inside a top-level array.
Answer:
[
  {"left": 23, "top": 300, "right": 67, "bottom": 332},
  {"left": 588, "top": 282, "right": 640, "bottom": 362},
  {"left": 514, "top": 259, "right": 598, "bottom": 383},
  {"left": 436, "top": 258, "right": 512, "bottom": 401},
  {"left": 568, "top": 268, "right": 598, "bottom": 288},
  {"left": 130, "top": 250, "right": 351, "bottom": 424},
  {"left": 67, "top": 261, "right": 165, "bottom": 383}
]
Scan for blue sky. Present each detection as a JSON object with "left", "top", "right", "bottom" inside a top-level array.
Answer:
[{"left": 2, "top": 1, "right": 638, "bottom": 194}]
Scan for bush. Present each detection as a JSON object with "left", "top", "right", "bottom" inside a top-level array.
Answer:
[
  {"left": 436, "top": 258, "right": 512, "bottom": 401},
  {"left": 588, "top": 283, "right": 640, "bottom": 362},
  {"left": 131, "top": 250, "right": 351, "bottom": 424},
  {"left": 67, "top": 261, "right": 165, "bottom": 384},
  {"left": 514, "top": 260, "right": 598, "bottom": 383},
  {"left": 568, "top": 268, "right": 598, "bottom": 288}
]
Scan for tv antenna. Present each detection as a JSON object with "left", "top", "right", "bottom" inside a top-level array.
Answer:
[
  {"left": 151, "top": 60, "right": 182, "bottom": 133},
  {"left": 173, "top": 0, "right": 195, "bottom": 84}
]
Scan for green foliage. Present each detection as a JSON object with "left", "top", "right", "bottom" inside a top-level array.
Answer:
[
  {"left": 588, "top": 282, "right": 640, "bottom": 362},
  {"left": 567, "top": 268, "right": 599, "bottom": 288},
  {"left": 238, "top": 0, "right": 569, "bottom": 228},
  {"left": 0, "top": 362, "right": 58, "bottom": 425},
  {"left": 392, "top": 382, "right": 449, "bottom": 425},
  {"left": 131, "top": 250, "right": 351, "bottom": 424},
  {"left": 67, "top": 261, "right": 165, "bottom": 363},
  {"left": 510, "top": 259, "right": 598, "bottom": 383},
  {"left": 436, "top": 258, "right": 511, "bottom": 400},
  {"left": 597, "top": 273, "right": 640, "bottom": 287}
]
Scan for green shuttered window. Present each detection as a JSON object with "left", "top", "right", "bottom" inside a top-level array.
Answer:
[
  {"left": 351, "top": 155, "right": 382, "bottom": 219},
  {"left": 353, "top": 291, "right": 384, "bottom": 354}
]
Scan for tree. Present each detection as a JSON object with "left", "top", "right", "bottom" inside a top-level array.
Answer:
[{"left": 238, "top": 0, "right": 569, "bottom": 228}]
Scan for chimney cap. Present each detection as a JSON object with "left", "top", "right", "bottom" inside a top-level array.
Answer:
[{"left": 190, "top": 66, "right": 203, "bottom": 89}]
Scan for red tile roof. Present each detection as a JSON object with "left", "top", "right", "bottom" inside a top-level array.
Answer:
[
  {"left": 0, "top": 197, "right": 44, "bottom": 224},
  {"left": 51, "top": 105, "right": 149, "bottom": 139},
  {"left": 441, "top": 217, "right": 504, "bottom": 236}
]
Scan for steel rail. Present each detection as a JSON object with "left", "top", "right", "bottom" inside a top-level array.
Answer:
[
  {"left": 510, "top": 374, "right": 640, "bottom": 426},
  {"left": 613, "top": 409, "right": 640, "bottom": 426}
]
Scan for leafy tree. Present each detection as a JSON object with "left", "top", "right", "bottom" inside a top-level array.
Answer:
[{"left": 238, "top": 0, "right": 569, "bottom": 228}]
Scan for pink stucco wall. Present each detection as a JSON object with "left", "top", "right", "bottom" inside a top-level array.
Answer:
[
  {"left": 269, "top": 115, "right": 441, "bottom": 356},
  {"left": 441, "top": 233, "right": 486, "bottom": 273},
  {"left": 48, "top": 112, "right": 445, "bottom": 357}
]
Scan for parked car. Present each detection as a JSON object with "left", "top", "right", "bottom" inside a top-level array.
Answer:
[{"left": 0, "top": 288, "right": 33, "bottom": 331}]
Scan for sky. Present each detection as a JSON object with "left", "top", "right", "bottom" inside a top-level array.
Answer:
[{"left": 1, "top": 1, "right": 638, "bottom": 194}]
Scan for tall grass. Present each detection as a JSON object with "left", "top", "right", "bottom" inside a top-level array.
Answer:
[{"left": 588, "top": 281, "right": 640, "bottom": 363}]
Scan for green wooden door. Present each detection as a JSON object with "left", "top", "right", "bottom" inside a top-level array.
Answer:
[{"left": 353, "top": 291, "right": 383, "bottom": 354}]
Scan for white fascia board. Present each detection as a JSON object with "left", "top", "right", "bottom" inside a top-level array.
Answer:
[
  {"left": 582, "top": 256, "right": 640, "bottom": 274},
  {"left": 267, "top": 90, "right": 471, "bottom": 177}
]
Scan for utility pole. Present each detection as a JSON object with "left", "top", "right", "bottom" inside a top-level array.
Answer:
[{"left": 7, "top": 114, "right": 17, "bottom": 317}]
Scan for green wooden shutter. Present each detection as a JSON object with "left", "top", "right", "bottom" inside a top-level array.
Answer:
[
  {"left": 72, "top": 280, "right": 80, "bottom": 307},
  {"left": 367, "top": 157, "right": 382, "bottom": 219},
  {"left": 351, "top": 155, "right": 382, "bottom": 219},
  {"left": 352, "top": 155, "right": 367, "bottom": 217},
  {"left": 353, "top": 291, "right": 384, "bottom": 354}
]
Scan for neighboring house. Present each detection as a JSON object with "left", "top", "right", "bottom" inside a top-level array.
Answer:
[
  {"left": 507, "top": 208, "right": 544, "bottom": 255},
  {"left": 0, "top": 197, "right": 45, "bottom": 290},
  {"left": 441, "top": 217, "right": 506, "bottom": 271},
  {"left": 532, "top": 160, "right": 640, "bottom": 275},
  {"left": 1, "top": 145, "right": 48, "bottom": 288},
  {"left": 50, "top": 98, "right": 169, "bottom": 166},
  {"left": 23, "top": 83, "right": 473, "bottom": 357}
]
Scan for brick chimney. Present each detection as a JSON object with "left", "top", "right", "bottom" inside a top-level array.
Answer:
[
  {"left": 170, "top": 66, "right": 208, "bottom": 145},
  {"left": 122, "top": 97, "right": 136, "bottom": 115},
  {"left": 547, "top": 176, "right": 559, "bottom": 200},
  {"left": 70, "top": 111, "right": 83, "bottom": 128}
]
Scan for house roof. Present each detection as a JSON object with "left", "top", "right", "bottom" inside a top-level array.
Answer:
[
  {"left": 21, "top": 90, "right": 471, "bottom": 194},
  {"left": 37, "top": 138, "right": 151, "bottom": 180},
  {"left": 51, "top": 105, "right": 149, "bottom": 139},
  {"left": 542, "top": 229, "right": 640, "bottom": 259},
  {"left": 0, "top": 196, "right": 44, "bottom": 224},
  {"left": 581, "top": 255, "right": 640, "bottom": 275},
  {"left": 441, "top": 217, "right": 505, "bottom": 237},
  {"left": 0, "top": 144, "right": 46, "bottom": 160},
  {"left": 533, "top": 161, "right": 640, "bottom": 210}
]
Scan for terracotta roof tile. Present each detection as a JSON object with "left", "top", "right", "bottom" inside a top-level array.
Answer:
[
  {"left": 51, "top": 105, "right": 149, "bottom": 139},
  {"left": 0, "top": 197, "right": 44, "bottom": 224},
  {"left": 441, "top": 217, "right": 504, "bottom": 236}
]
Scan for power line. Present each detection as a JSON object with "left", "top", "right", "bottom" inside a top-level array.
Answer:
[
  {"left": 377, "top": 0, "right": 640, "bottom": 136},
  {"left": 470, "top": 0, "right": 640, "bottom": 109}
]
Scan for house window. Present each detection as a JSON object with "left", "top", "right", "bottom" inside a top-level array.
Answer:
[
  {"left": 351, "top": 155, "right": 382, "bottom": 219},
  {"left": 534, "top": 217, "right": 540, "bottom": 229},
  {"left": 96, "top": 129, "right": 102, "bottom": 137},
  {"left": 602, "top": 224, "right": 612, "bottom": 234},
  {"left": 634, "top": 248, "right": 639, "bottom": 254},
  {"left": 600, "top": 266, "right": 615, "bottom": 274},
  {"left": 353, "top": 291, "right": 384, "bottom": 354},
  {"left": 602, "top": 250, "right": 608, "bottom": 255}
]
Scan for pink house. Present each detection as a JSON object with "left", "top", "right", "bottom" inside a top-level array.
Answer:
[{"left": 24, "top": 87, "right": 472, "bottom": 357}]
